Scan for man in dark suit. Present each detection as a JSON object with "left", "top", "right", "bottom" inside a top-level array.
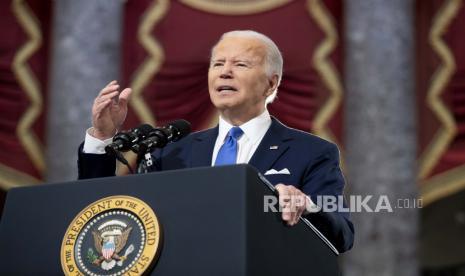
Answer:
[{"left": 79, "top": 30, "right": 354, "bottom": 252}]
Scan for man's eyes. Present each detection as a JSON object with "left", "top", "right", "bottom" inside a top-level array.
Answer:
[{"left": 211, "top": 62, "right": 249, "bottom": 67}]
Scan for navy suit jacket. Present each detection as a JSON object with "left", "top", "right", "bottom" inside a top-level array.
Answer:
[{"left": 78, "top": 118, "right": 354, "bottom": 252}]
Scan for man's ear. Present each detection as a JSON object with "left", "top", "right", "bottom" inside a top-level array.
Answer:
[{"left": 265, "top": 74, "right": 279, "bottom": 97}]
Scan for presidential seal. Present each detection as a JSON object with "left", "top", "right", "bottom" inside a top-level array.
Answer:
[{"left": 61, "top": 196, "right": 161, "bottom": 276}]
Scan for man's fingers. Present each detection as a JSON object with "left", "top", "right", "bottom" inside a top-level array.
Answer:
[
  {"left": 117, "top": 88, "right": 132, "bottom": 106},
  {"left": 119, "top": 88, "right": 132, "bottom": 101},
  {"left": 290, "top": 190, "right": 302, "bottom": 225},
  {"left": 276, "top": 184, "right": 308, "bottom": 226},
  {"left": 288, "top": 191, "right": 305, "bottom": 225},
  {"left": 104, "top": 80, "right": 117, "bottom": 89},
  {"left": 99, "top": 84, "right": 120, "bottom": 97},
  {"left": 282, "top": 208, "right": 292, "bottom": 222},
  {"left": 95, "top": 91, "right": 119, "bottom": 104},
  {"left": 275, "top": 184, "right": 287, "bottom": 197},
  {"left": 93, "top": 99, "right": 112, "bottom": 114},
  {"left": 292, "top": 195, "right": 306, "bottom": 224},
  {"left": 276, "top": 184, "right": 292, "bottom": 222}
]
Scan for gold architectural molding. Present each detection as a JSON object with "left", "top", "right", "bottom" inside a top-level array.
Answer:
[
  {"left": 307, "top": 0, "right": 342, "bottom": 144},
  {"left": 10, "top": 0, "right": 45, "bottom": 179},
  {"left": 179, "top": 0, "right": 291, "bottom": 15},
  {"left": 130, "top": 0, "right": 169, "bottom": 125},
  {"left": 418, "top": 0, "right": 462, "bottom": 179},
  {"left": 0, "top": 163, "right": 40, "bottom": 190},
  {"left": 118, "top": 0, "right": 170, "bottom": 174},
  {"left": 421, "top": 164, "right": 465, "bottom": 206}
]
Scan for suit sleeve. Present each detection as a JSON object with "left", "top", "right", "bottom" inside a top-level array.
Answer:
[
  {"left": 301, "top": 143, "right": 354, "bottom": 253},
  {"left": 77, "top": 142, "right": 117, "bottom": 179}
]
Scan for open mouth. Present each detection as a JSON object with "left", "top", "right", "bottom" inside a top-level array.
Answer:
[{"left": 217, "top": 85, "right": 238, "bottom": 92}]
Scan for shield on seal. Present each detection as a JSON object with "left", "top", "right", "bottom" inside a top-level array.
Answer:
[{"left": 102, "top": 238, "right": 116, "bottom": 260}]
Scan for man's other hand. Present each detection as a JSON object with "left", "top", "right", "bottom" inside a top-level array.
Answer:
[{"left": 275, "top": 184, "right": 309, "bottom": 226}]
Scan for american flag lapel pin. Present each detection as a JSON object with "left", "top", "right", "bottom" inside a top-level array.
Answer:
[{"left": 269, "top": 145, "right": 278, "bottom": 150}]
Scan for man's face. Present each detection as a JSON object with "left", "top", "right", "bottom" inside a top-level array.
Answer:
[{"left": 208, "top": 36, "right": 277, "bottom": 121}]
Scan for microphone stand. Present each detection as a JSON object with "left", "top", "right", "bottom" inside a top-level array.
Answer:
[
  {"left": 114, "top": 151, "right": 134, "bottom": 174},
  {"left": 105, "top": 145, "right": 135, "bottom": 174}
]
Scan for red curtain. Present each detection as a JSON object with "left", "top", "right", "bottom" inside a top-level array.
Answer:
[
  {"left": 0, "top": 0, "right": 51, "bottom": 184},
  {"left": 416, "top": 0, "right": 465, "bottom": 203},
  {"left": 0, "top": 0, "right": 51, "bottom": 215}
]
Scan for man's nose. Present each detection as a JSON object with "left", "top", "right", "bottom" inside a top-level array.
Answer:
[{"left": 220, "top": 63, "right": 233, "bottom": 78}]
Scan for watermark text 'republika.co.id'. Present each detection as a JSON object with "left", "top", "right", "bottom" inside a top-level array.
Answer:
[{"left": 263, "top": 195, "right": 423, "bottom": 213}]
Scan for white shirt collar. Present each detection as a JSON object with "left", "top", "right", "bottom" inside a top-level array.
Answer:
[{"left": 218, "top": 109, "right": 272, "bottom": 143}]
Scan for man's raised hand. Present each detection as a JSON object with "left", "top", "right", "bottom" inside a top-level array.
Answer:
[{"left": 91, "top": 80, "right": 132, "bottom": 140}]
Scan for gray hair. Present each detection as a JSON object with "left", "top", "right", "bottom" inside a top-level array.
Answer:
[{"left": 211, "top": 30, "right": 283, "bottom": 104}]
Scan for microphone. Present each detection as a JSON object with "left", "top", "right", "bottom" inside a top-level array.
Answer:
[
  {"left": 137, "top": 119, "right": 191, "bottom": 154},
  {"left": 104, "top": 124, "right": 153, "bottom": 155}
]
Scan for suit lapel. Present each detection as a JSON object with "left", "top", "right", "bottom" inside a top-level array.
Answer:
[
  {"left": 190, "top": 127, "right": 218, "bottom": 167},
  {"left": 248, "top": 117, "right": 292, "bottom": 173}
]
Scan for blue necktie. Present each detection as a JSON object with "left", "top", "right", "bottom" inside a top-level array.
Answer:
[{"left": 214, "top": 127, "right": 244, "bottom": 166}]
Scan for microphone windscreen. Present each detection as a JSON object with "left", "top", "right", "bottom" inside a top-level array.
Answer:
[
  {"left": 135, "top": 124, "right": 154, "bottom": 136},
  {"left": 169, "top": 119, "right": 191, "bottom": 140}
]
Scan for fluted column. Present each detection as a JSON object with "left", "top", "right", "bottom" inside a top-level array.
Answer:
[
  {"left": 343, "top": 0, "right": 418, "bottom": 275},
  {"left": 46, "top": 0, "right": 124, "bottom": 182}
]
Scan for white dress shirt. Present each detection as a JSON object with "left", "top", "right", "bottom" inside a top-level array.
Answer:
[
  {"left": 211, "top": 109, "right": 271, "bottom": 165},
  {"left": 83, "top": 129, "right": 113, "bottom": 154}
]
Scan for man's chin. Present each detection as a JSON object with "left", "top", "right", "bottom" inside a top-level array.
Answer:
[{"left": 212, "top": 100, "right": 237, "bottom": 111}]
